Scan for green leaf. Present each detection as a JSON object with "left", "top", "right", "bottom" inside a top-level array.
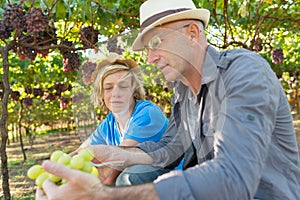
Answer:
[
  {"left": 44, "top": 0, "right": 55, "bottom": 7},
  {"left": 56, "top": 0, "right": 67, "bottom": 20}
]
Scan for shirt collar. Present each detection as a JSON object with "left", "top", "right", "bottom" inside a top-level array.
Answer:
[{"left": 174, "top": 45, "right": 220, "bottom": 103}]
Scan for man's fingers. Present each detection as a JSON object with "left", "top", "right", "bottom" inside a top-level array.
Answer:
[
  {"left": 42, "top": 160, "right": 101, "bottom": 186},
  {"left": 42, "top": 160, "right": 74, "bottom": 181},
  {"left": 35, "top": 188, "right": 48, "bottom": 200},
  {"left": 42, "top": 179, "right": 59, "bottom": 198}
]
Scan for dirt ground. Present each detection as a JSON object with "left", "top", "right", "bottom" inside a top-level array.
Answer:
[
  {"left": 1, "top": 117, "right": 300, "bottom": 199},
  {"left": 1, "top": 131, "right": 83, "bottom": 199}
]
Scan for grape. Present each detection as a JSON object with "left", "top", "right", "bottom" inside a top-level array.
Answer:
[
  {"left": 3, "top": 4, "right": 26, "bottom": 31},
  {"left": 91, "top": 166, "right": 99, "bottom": 177},
  {"left": 10, "top": 91, "right": 21, "bottom": 101},
  {"left": 80, "top": 26, "right": 99, "bottom": 47},
  {"left": 78, "top": 148, "right": 94, "bottom": 162},
  {"left": 27, "top": 164, "right": 44, "bottom": 179},
  {"left": 81, "top": 61, "right": 96, "bottom": 85},
  {"left": 54, "top": 83, "right": 67, "bottom": 96},
  {"left": 35, "top": 172, "right": 49, "bottom": 188},
  {"left": 25, "top": 8, "right": 49, "bottom": 35},
  {"left": 107, "top": 36, "right": 123, "bottom": 54},
  {"left": 82, "top": 162, "right": 93, "bottom": 173},
  {"left": 60, "top": 97, "right": 69, "bottom": 110},
  {"left": 70, "top": 155, "right": 85, "bottom": 170},
  {"left": 33, "top": 88, "right": 44, "bottom": 97},
  {"left": 25, "top": 86, "right": 33, "bottom": 94},
  {"left": 50, "top": 150, "right": 65, "bottom": 162},
  {"left": 57, "top": 154, "right": 72, "bottom": 165},
  {"left": 272, "top": 48, "right": 284, "bottom": 65},
  {"left": 0, "top": 20, "right": 13, "bottom": 41},
  {"left": 63, "top": 52, "right": 81, "bottom": 72},
  {"left": 49, "top": 174, "right": 62, "bottom": 183},
  {"left": 23, "top": 96, "right": 33, "bottom": 107},
  {"left": 27, "top": 148, "right": 97, "bottom": 188},
  {"left": 251, "top": 37, "right": 263, "bottom": 52},
  {"left": 44, "top": 93, "right": 58, "bottom": 102}
]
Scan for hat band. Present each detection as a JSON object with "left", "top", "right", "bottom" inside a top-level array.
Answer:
[{"left": 140, "top": 8, "right": 191, "bottom": 31}]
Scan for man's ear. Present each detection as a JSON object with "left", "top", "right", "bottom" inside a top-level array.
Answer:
[{"left": 187, "top": 23, "right": 201, "bottom": 41}]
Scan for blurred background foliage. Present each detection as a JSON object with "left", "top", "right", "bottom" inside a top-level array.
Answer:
[{"left": 0, "top": 0, "right": 299, "bottom": 198}]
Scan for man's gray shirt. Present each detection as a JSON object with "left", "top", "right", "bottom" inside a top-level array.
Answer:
[{"left": 137, "top": 46, "right": 300, "bottom": 199}]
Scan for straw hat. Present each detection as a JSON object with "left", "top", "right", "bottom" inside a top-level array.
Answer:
[{"left": 132, "top": 0, "right": 210, "bottom": 51}]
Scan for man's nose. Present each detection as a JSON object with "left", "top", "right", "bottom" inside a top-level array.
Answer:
[{"left": 147, "top": 49, "right": 159, "bottom": 64}]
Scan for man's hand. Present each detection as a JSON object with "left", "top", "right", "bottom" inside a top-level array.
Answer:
[
  {"left": 98, "top": 166, "right": 121, "bottom": 185},
  {"left": 89, "top": 145, "right": 153, "bottom": 167},
  {"left": 35, "top": 160, "right": 105, "bottom": 200}
]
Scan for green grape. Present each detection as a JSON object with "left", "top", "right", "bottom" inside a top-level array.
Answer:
[
  {"left": 70, "top": 155, "right": 85, "bottom": 170},
  {"left": 61, "top": 179, "right": 67, "bottom": 184},
  {"left": 50, "top": 150, "right": 65, "bottom": 162},
  {"left": 81, "top": 162, "right": 92, "bottom": 173},
  {"left": 57, "top": 154, "right": 71, "bottom": 165},
  {"left": 49, "top": 174, "right": 62, "bottom": 183},
  {"left": 91, "top": 166, "right": 99, "bottom": 177},
  {"left": 78, "top": 148, "right": 94, "bottom": 162},
  {"left": 35, "top": 172, "right": 49, "bottom": 188},
  {"left": 27, "top": 164, "right": 44, "bottom": 180}
]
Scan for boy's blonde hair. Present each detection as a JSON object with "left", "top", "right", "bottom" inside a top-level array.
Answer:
[{"left": 91, "top": 53, "right": 145, "bottom": 108}]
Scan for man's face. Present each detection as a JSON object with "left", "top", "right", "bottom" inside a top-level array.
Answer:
[{"left": 142, "top": 22, "right": 197, "bottom": 82}]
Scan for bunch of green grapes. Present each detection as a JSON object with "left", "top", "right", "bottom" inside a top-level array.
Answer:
[{"left": 27, "top": 149, "right": 98, "bottom": 188}]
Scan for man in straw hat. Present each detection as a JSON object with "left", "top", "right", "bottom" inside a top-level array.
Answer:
[{"left": 37, "top": 0, "right": 300, "bottom": 199}]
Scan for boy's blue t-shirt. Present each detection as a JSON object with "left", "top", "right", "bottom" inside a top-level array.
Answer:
[{"left": 89, "top": 100, "right": 168, "bottom": 145}]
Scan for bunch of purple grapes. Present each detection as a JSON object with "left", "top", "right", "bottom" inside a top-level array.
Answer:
[
  {"left": 81, "top": 61, "right": 96, "bottom": 84},
  {"left": 54, "top": 83, "right": 67, "bottom": 96},
  {"left": 60, "top": 97, "right": 70, "bottom": 110},
  {"left": 80, "top": 26, "right": 99, "bottom": 47},
  {"left": 107, "top": 36, "right": 123, "bottom": 54},
  {"left": 63, "top": 52, "right": 81, "bottom": 72},
  {"left": 3, "top": 3, "right": 26, "bottom": 31},
  {"left": 44, "top": 93, "right": 58, "bottom": 102},
  {"left": 33, "top": 88, "right": 44, "bottom": 97},
  {"left": 10, "top": 91, "right": 21, "bottom": 101},
  {"left": 251, "top": 37, "right": 263, "bottom": 52},
  {"left": 23, "top": 96, "right": 33, "bottom": 106},
  {"left": 25, "top": 8, "right": 49, "bottom": 35},
  {"left": 0, "top": 20, "right": 14, "bottom": 41},
  {"left": 272, "top": 48, "right": 284, "bottom": 65},
  {"left": 59, "top": 40, "right": 81, "bottom": 72}
]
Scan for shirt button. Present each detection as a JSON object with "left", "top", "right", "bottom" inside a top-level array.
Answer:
[{"left": 247, "top": 114, "right": 255, "bottom": 121}]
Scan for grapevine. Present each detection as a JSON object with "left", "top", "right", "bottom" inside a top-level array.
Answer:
[
  {"left": 271, "top": 48, "right": 284, "bottom": 65},
  {"left": 80, "top": 26, "right": 99, "bottom": 47}
]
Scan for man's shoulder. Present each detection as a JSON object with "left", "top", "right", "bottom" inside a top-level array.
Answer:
[
  {"left": 217, "top": 48, "right": 268, "bottom": 71},
  {"left": 221, "top": 48, "right": 263, "bottom": 63}
]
